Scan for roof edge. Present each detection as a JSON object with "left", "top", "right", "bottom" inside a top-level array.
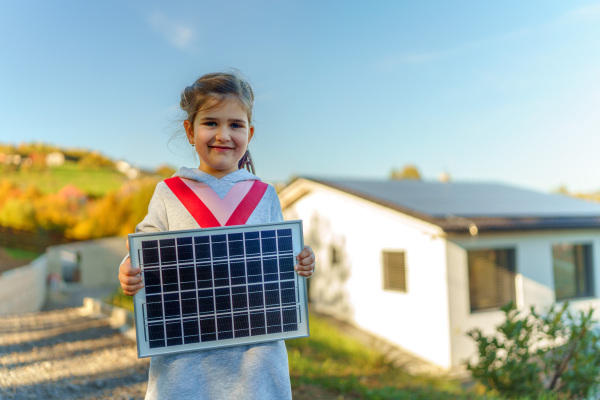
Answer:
[{"left": 305, "top": 177, "right": 600, "bottom": 234}]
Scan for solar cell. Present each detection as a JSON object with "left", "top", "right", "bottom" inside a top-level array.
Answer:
[{"left": 128, "top": 220, "right": 309, "bottom": 358}]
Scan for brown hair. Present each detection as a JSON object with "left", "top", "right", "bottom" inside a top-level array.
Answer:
[{"left": 180, "top": 72, "right": 255, "bottom": 174}]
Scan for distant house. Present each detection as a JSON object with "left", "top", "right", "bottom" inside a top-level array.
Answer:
[
  {"left": 45, "top": 151, "right": 65, "bottom": 167},
  {"left": 278, "top": 178, "right": 600, "bottom": 370},
  {"left": 116, "top": 160, "right": 140, "bottom": 179}
]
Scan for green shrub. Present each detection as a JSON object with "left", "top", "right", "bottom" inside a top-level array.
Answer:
[{"left": 466, "top": 302, "right": 600, "bottom": 399}]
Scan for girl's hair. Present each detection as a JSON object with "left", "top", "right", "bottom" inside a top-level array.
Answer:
[{"left": 180, "top": 71, "right": 256, "bottom": 174}]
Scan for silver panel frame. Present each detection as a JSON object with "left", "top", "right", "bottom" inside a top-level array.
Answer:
[{"left": 128, "top": 220, "right": 309, "bottom": 358}]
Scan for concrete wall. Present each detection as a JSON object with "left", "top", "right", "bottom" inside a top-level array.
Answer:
[
  {"left": 282, "top": 182, "right": 453, "bottom": 368},
  {"left": 447, "top": 229, "right": 600, "bottom": 368},
  {"left": 0, "top": 255, "right": 47, "bottom": 315},
  {"left": 46, "top": 236, "right": 126, "bottom": 287}
]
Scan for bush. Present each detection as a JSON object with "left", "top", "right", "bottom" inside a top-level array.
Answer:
[{"left": 466, "top": 302, "right": 600, "bottom": 399}]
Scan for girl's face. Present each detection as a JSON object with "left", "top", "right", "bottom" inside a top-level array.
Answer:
[{"left": 184, "top": 98, "right": 254, "bottom": 179}]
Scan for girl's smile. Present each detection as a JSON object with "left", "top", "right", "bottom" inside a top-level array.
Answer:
[
  {"left": 184, "top": 98, "right": 254, "bottom": 179},
  {"left": 210, "top": 145, "right": 234, "bottom": 152}
]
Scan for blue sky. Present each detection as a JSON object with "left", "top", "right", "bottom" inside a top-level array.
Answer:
[{"left": 1, "top": 1, "right": 599, "bottom": 193}]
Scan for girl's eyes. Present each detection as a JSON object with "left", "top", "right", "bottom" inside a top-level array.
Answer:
[{"left": 202, "top": 122, "right": 244, "bottom": 128}]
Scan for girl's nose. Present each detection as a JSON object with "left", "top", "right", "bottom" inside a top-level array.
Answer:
[{"left": 215, "top": 127, "right": 231, "bottom": 141}]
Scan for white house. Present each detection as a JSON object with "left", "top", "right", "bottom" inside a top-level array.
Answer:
[{"left": 278, "top": 178, "right": 600, "bottom": 370}]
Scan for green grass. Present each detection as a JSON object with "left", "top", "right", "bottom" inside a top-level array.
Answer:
[
  {"left": 286, "top": 313, "right": 492, "bottom": 399},
  {"left": 107, "top": 287, "right": 134, "bottom": 312},
  {"left": 4, "top": 161, "right": 126, "bottom": 196},
  {"left": 2, "top": 247, "right": 40, "bottom": 260}
]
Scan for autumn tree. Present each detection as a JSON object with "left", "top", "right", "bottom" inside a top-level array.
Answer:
[
  {"left": 155, "top": 164, "right": 177, "bottom": 179},
  {"left": 390, "top": 164, "right": 422, "bottom": 180},
  {"left": 77, "top": 151, "right": 114, "bottom": 169},
  {"left": 34, "top": 189, "right": 85, "bottom": 233},
  {"left": 67, "top": 177, "right": 158, "bottom": 239},
  {"left": 0, "top": 185, "right": 42, "bottom": 231}
]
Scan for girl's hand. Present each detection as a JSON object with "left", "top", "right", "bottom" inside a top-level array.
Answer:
[
  {"left": 295, "top": 245, "right": 316, "bottom": 277},
  {"left": 118, "top": 240, "right": 144, "bottom": 296}
]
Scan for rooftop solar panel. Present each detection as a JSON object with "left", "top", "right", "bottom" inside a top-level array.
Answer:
[
  {"left": 128, "top": 220, "right": 309, "bottom": 358},
  {"left": 313, "top": 179, "right": 600, "bottom": 218}
]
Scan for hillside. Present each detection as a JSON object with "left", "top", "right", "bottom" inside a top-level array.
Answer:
[
  {"left": 5, "top": 162, "right": 126, "bottom": 197},
  {"left": 0, "top": 142, "right": 175, "bottom": 196},
  {"left": 0, "top": 142, "right": 176, "bottom": 249}
]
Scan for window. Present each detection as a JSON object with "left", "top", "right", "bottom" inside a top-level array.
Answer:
[
  {"left": 330, "top": 245, "right": 339, "bottom": 266},
  {"left": 553, "top": 243, "right": 593, "bottom": 301},
  {"left": 383, "top": 251, "right": 407, "bottom": 292},
  {"left": 468, "top": 248, "right": 516, "bottom": 312}
]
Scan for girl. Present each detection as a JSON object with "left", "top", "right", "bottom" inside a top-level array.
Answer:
[{"left": 118, "top": 71, "right": 315, "bottom": 399}]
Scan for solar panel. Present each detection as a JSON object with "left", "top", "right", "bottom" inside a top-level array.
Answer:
[{"left": 128, "top": 220, "right": 309, "bottom": 358}]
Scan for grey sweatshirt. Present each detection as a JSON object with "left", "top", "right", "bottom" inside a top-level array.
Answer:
[{"left": 136, "top": 167, "right": 292, "bottom": 400}]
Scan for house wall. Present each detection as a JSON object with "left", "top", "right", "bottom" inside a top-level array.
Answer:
[
  {"left": 447, "top": 229, "right": 600, "bottom": 368},
  {"left": 0, "top": 255, "right": 47, "bottom": 315},
  {"left": 46, "top": 237, "right": 126, "bottom": 287},
  {"left": 283, "top": 185, "right": 453, "bottom": 367}
]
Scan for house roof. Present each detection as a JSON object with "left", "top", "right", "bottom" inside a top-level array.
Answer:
[{"left": 302, "top": 178, "right": 600, "bottom": 233}]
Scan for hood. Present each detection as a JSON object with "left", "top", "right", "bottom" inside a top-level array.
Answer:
[{"left": 172, "top": 167, "right": 261, "bottom": 185}]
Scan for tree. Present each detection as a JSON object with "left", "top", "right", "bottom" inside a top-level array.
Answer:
[
  {"left": 390, "top": 164, "right": 421, "bottom": 180},
  {"left": 77, "top": 151, "right": 114, "bottom": 169},
  {"left": 67, "top": 177, "right": 158, "bottom": 239},
  {"left": 0, "top": 198, "right": 36, "bottom": 231},
  {"left": 155, "top": 164, "right": 177, "bottom": 178}
]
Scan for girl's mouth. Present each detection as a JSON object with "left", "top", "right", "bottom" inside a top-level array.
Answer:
[{"left": 210, "top": 146, "right": 234, "bottom": 152}]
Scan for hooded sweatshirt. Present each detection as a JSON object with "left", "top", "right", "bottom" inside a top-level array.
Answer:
[{"left": 136, "top": 167, "right": 292, "bottom": 400}]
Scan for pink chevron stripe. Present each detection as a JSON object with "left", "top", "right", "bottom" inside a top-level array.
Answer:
[
  {"left": 226, "top": 180, "right": 269, "bottom": 226},
  {"left": 164, "top": 178, "right": 220, "bottom": 228},
  {"left": 180, "top": 179, "right": 254, "bottom": 226}
]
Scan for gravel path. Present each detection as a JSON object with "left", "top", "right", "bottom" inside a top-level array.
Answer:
[{"left": 0, "top": 307, "right": 150, "bottom": 399}]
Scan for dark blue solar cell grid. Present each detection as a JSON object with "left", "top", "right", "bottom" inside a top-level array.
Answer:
[
  {"left": 195, "top": 236, "right": 210, "bottom": 244},
  {"left": 183, "top": 318, "right": 200, "bottom": 344},
  {"left": 178, "top": 243, "right": 194, "bottom": 262},
  {"left": 228, "top": 232, "right": 243, "bottom": 241},
  {"left": 212, "top": 242, "right": 227, "bottom": 259},
  {"left": 160, "top": 245, "right": 177, "bottom": 265},
  {"left": 278, "top": 236, "right": 293, "bottom": 252},
  {"left": 179, "top": 266, "right": 196, "bottom": 291},
  {"left": 234, "top": 313, "right": 250, "bottom": 337},
  {"left": 229, "top": 240, "right": 244, "bottom": 257},
  {"left": 200, "top": 317, "right": 216, "bottom": 342},
  {"left": 196, "top": 263, "right": 213, "bottom": 288},
  {"left": 195, "top": 243, "right": 211, "bottom": 260},
  {"left": 161, "top": 267, "right": 178, "bottom": 293},
  {"left": 135, "top": 223, "right": 305, "bottom": 356},
  {"left": 245, "top": 238, "right": 260, "bottom": 255}
]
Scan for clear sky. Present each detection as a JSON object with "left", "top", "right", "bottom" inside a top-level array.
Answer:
[{"left": 1, "top": 1, "right": 599, "bottom": 193}]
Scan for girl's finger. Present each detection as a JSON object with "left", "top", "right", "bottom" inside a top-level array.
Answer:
[
  {"left": 119, "top": 274, "right": 142, "bottom": 285},
  {"left": 122, "top": 283, "right": 143, "bottom": 292},
  {"left": 120, "top": 264, "right": 141, "bottom": 276},
  {"left": 298, "top": 254, "right": 315, "bottom": 266},
  {"left": 296, "top": 246, "right": 311, "bottom": 260},
  {"left": 295, "top": 263, "right": 314, "bottom": 272}
]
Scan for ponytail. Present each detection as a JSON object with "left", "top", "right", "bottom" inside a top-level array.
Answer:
[{"left": 238, "top": 150, "right": 255, "bottom": 174}]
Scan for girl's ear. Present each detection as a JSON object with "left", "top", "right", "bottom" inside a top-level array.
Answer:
[
  {"left": 248, "top": 125, "right": 255, "bottom": 143},
  {"left": 184, "top": 120, "right": 194, "bottom": 144}
]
